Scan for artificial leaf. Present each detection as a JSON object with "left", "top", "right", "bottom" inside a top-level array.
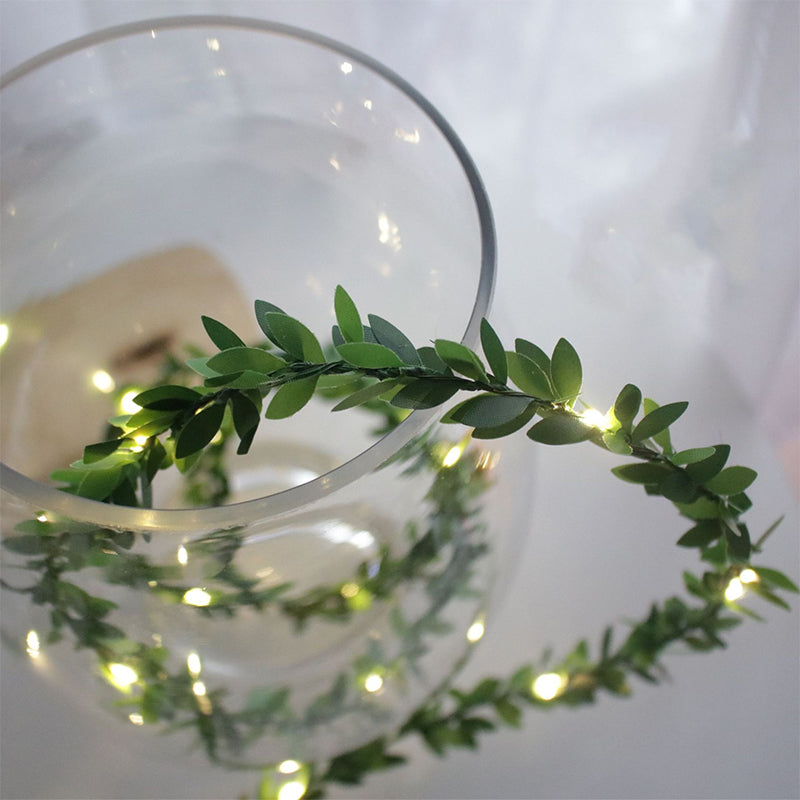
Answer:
[
  {"left": 332, "top": 379, "right": 402, "bottom": 411},
  {"left": 676, "top": 519, "right": 723, "bottom": 548},
  {"left": 207, "top": 347, "right": 285, "bottom": 376},
  {"left": 265, "top": 376, "right": 318, "bottom": 419},
  {"left": 631, "top": 401, "right": 688, "bottom": 443},
  {"left": 201, "top": 316, "right": 246, "bottom": 350},
  {"left": 253, "top": 299, "right": 286, "bottom": 342},
  {"left": 185, "top": 356, "right": 219, "bottom": 378},
  {"left": 261, "top": 312, "right": 325, "bottom": 362},
  {"left": 417, "top": 346, "right": 453, "bottom": 375},
  {"left": 434, "top": 340, "right": 488, "bottom": 382},
  {"left": 685, "top": 444, "right": 730, "bottom": 483},
  {"left": 725, "top": 524, "right": 751, "bottom": 560},
  {"left": 550, "top": 338, "right": 582, "bottom": 400},
  {"left": 505, "top": 351, "right": 553, "bottom": 399},
  {"left": 515, "top": 338, "right": 550, "bottom": 375},
  {"left": 174, "top": 402, "right": 226, "bottom": 459},
  {"left": 611, "top": 462, "right": 672, "bottom": 484},
  {"left": 447, "top": 394, "right": 534, "bottom": 429},
  {"left": 659, "top": 470, "right": 700, "bottom": 504},
  {"left": 480, "top": 319, "right": 507, "bottom": 384},
  {"left": 132, "top": 385, "right": 204, "bottom": 412},
  {"left": 334, "top": 285, "right": 364, "bottom": 343},
  {"left": 76, "top": 467, "right": 122, "bottom": 501},
  {"left": 527, "top": 414, "right": 594, "bottom": 445},
  {"left": 228, "top": 392, "right": 261, "bottom": 454},
  {"left": 472, "top": 402, "right": 538, "bottom": 439},
  {"left": 675, "top": 496, "right": 723, "bottom": 520},
  {"left": 83, "top": 439, "right": 123, "bottom": 464},
  {"left": 751, "top": 567, "right": 799, "bottom": 593},
  {"left": 368, "top": 315, "right": 421, "bottom": 365},
  {"left": 601, "top": 430, "right": 633, "bottom": 455},
  {"left": 613, "top": 384, "right": 642, "bottom": 432},
  {"left": 704, "top": 465, "right": 757, "bottom": 496},
  {"left": 390, "top": 379, "right": 462, "bottom": 410},
  {"left": 670, "top": 447, "right": 717, "bottom": 466},
  {"left": 337, "top": 341, "right": 404, "bottom": 368}
]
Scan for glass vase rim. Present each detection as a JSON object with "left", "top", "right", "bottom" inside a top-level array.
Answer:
[{"left": 0, "top": 14, "right": 497, "bottom": 533}]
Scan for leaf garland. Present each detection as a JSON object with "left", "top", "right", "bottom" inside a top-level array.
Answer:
[{"left": 2, "top": 284, "right": 796, "bottom": 800}]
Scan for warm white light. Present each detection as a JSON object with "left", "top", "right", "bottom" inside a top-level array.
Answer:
[
  {"left": 329, "top": 156, "right": 341, "bottom": 171},
  {"left": 739, "top": 568, "right": 759, "bottom": 584},
  {"left": 277, "top": 780, "right": 307, "bottom": 800},
  {"left": 278, "top": 760, "right": 301, "bottom": 775},
  {"left": 579, "top": 407, "right": 614, "bottom": 430},
  {"left": 35, "top": 513, "right": 48, "bottom": 523},
  {"left": 119, "top": 389, "right": 141, "bottom": 414},
  {"left": 395, "top": 128, "right": 421, "bottom": 144},
  {"left": 91, "top": 369, "right": 116, "bottom": 394},
  {"left": 182, "top": 587, "right": 212, "bottom": 607},
  {"left": 0, "top": 322, "right": 9, "bottom": 349},
  {"left": 213, "top": 67, "right": 227, "bottom": 77},
  {"left": 442, "top": 445, "right": 464, "bottom": 468},
  {"left": 466, "top": 619, "right": 486, "bottom": 643},
  {"left": 25, "top": 630, "right": 40, "bottom": 659},
  {"left": 532, "top": 672, "right": 566, "bottom": 701},
  {"left": 187, "top": 651, "right": 201, "bottom": 677},
  {"left": 192, "top": 680, "right": 207, "bottom": 697},
  {"left": 364, "top": 673, "right": 384, "bottom": 693},
  {"left": 206, "top": 37, "right": 220, "bottom": 51},
  {"left": 340, "top": 582, "right": 360, "bottom": 599},
  {"left": 177, "top": 545, "right": 188, "bottom": 566},
  {"left": 363, "top": 98, "right": 373, "bottom": 110},
  {"left": 129, "top": 713, "right": 144, "bottom": 726},
  {"left": 108, "top": 663, "right": 138, "bottom": 689},
  {"left": 339, "top": 61, "right": 353, "bottom": 74},
  {"left": 725, "top": 577, "right": 745, "bottom": 602}
]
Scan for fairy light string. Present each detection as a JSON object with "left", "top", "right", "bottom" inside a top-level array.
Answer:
[{"left": 2, "top": 285, "right": 797, "bottom": 800}]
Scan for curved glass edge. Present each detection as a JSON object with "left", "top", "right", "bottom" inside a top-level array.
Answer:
[{"left": 0, "top": 15, "right": 496, "bottom": 530}]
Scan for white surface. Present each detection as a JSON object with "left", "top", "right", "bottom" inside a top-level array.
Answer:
[{"left": 1, "top": 2, "right": 798, "bottom": 799}]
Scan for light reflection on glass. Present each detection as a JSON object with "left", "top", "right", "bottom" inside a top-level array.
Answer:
[
  {"left": 0, "top": 322, "right": 9, "bottom": 349},
  {"left": 394, "top": 128, "right": 421, "bottom": 144},
  {"left": 183, "top": 587, "right": 212, "bottom": 607},
  {"left": 25, "top": 629, "right": 40, "bottom": 659},
  {"left": 340, "top": 61, "right": 353, "bottom": 74},
  {"left": 206, "top": 37, "right": 220, "bottom": 51}
]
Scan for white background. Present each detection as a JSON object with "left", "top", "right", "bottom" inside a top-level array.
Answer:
[{"left": 1, "top": 2, "right": 798, "bottom": 799}]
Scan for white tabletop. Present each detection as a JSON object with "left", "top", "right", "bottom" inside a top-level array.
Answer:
[{"left": 1, "top": 3, "right": 798, "bottom": 799}]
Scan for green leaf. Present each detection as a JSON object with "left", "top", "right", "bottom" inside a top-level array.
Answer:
[
  {"left": 601, "top": 430, "right": 633, "bottom": 455},
  {"left": 751, "top": 567, "right": 799, "bottom": 593},
  {"left": 390, "top": 379, "right": 462, "bottom": 410},
  {"left": 631, "top": 401, "right": 688, "bottom": 443},
  {"left": 744, "top": 582, "right": 792, "bottom": 610},
  {"left": 493, "top": 698, "right": 522, "bottom": 727},
  {"left": 613, "top": 384, "right": 642, "bottom": 432},
  {"left": 206, "top": 347, "right": 285, "bottom": 376},
  {"left": 506, "top": 351, "right": 553, "bottom": 399},
  {"left": 332, "top": 379, "right": 402, "bottom": 411},
  {"left": 253, "top": 299, "right": 286, "bottom": 341},
  {"left": 133, "top": 385, "right": 204, "bottom": 411},
  {"left": 611, "top": 462, "right": 672, "bottom": 484},
  {"left": 527, "top": 414, "right": 594, "bottom": 445},
  {"left": 550, "top": 338, "right": 582, "bottom": 400},
  {"left": 368, "top": 315, "right": 420, "bottom": 365},
  {"left": 676, "top": 497, "right": 723, "bottom": 520},
  {"left": 266, "top": 376, "right": 318, "bottom": 419},
  {"left": 670, "top": 447, "right": 717, "bottom": 466},
  {"left": 2, "top": 534, "right": 53, "bottom": 554},
  {"left": 480, "top": 319, "right": 507, "bottom": 384},
  {"left": 725, "top": 524, "right": 751, "bottom": 561},
  {"left": 447, "top": 394, "right": 534, "bottom": 429},
  {"left": 515, "top": 338, "right": 550, "bottom": 375},
  {"left": 204, "top": 370, "right": 269, "bottom": 390},
  {"left": 228, "top": 392, "right": 261, "bottom": 454},
  {"left": 434, "top": 340, "right": 488, "bottom": 382},
  {"left": 676, "top": 519, "right": 723, "bottom": 548},
  {"left": 76, "top": 467, "right": 123, "bottom": 501},
  {"left": 185, "top": 356, "right": 219, "bottom": 378},
  {"left": 334, "top": 285, "right": 364, "bottom": 343},
  {"left": 704, "top": 466, "right": 757, "bottom": 496},
  {"left": 83, "top": 439, "right": 123, "bottom": 464},
  {"left": 472, "top": 402, "right": 538, "bottom": 439},
  {"left": 337, "top": 341, "right": 404, "bottom": 368},
  {"left": 201, "top": 316, "right": 246, "bottom": 350},
  {"left": 264, "top": 312, "right": 325, "bottom": 362},
  {"left": 659, "top": 470, "right": 700, "bottom": 504},
  {"left": 174, "top": 402, "right": 226, "bottom": 459},
  {"left": 685, "top": 444, "right": 730, "bottom": 483},
  {"left": 417, "top": 346, "right": 453, "bottom": 375}
]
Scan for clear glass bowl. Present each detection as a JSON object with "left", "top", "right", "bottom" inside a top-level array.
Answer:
[{"left": 0, "top": 17, "right": 531, "bottom": 770}]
